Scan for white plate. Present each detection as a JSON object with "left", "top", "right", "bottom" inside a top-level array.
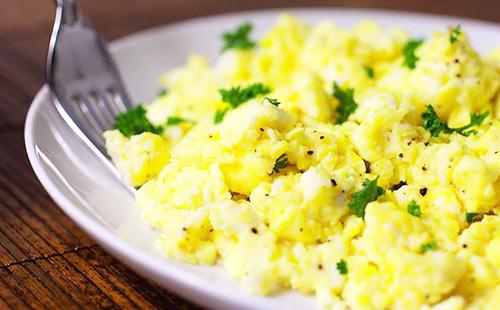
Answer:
[{"left": 25, "top": 8, "right": 500, "bottom": 310}]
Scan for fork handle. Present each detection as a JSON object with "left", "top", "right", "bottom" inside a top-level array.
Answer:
[{"left": 56, "top": 0, "right": 86, "bottom": 26}]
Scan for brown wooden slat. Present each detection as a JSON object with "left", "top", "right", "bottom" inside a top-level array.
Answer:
[
  {"left": 0, "top": 268, "right": 43, "bottom": 309},
  {"left": 81, "top": 247, "right": 200, "bottom": 309},
  {"left": 46, "top": 255, "right": 119, "bottom": 309},
  {"left": 59, "top": 251, "right": 140, "bottom": 309},
  {"left": 8, "top": 264, "right": 65, "bottom": 309}
]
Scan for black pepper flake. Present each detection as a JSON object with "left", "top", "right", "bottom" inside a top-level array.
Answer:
[
  {"left": 407, "top": 141, "right": 412, "bottom": 146},
  {"left": 320, "top": 135, "right": 325, "bottom": 140},
  {"left": 209, "top": 135, "right": 213, "bottom": 138},
  {"left": 317, "top": 264, "right": 323, "bottom": 270},
  {"left": 259, "top": 128, "right": 264, "bottom": 132},
  {"left": 419, "top": 187, "right": 428, "bottom": 196},
  {"left": 424, "top": 141, "right": 429, "bottom": 146},
  {"left": 182, "top": 227, "right": 187, "bottom": 231},
  {"left": 331, "top": 179, "right": 337, "bottom": 186},
  {"left": 456, "top": 74, "right": 461, "bottom": 78},
  {"left": 462, "top": 244, "right": 467, "bottom": 248},
  {"left": 391, "top": 180, "right": 407, "bottom": 191},
  {"left": 299, "top": 169, "right": 305, "bottom": 173},
  {"left": 363, "top": 160, "right": 371, "bottom": 174},
  {"left": 454, "top": 58, "right": 460, "bottom": 63},
  {"left": 251, "top": 227, "right": 258, "bottom": 234},
  {"left": 422, "top": 166, "right": 428, "bottom": 171},
  {"left": 398, "top": 153, "right": 404, "bottom": 158},
  {"left": 209, "top": 228, "right": 214, "bottom": 232},
  {"left": 299, "top": 228, "right": 303, "bottom": 232},
  {"left": 307, "top": 150, "right": 314, "bottom": 155}
]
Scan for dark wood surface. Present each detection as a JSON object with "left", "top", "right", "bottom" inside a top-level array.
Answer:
[{"left": 0, "top": 1, "right": 498, "bottom": 309}]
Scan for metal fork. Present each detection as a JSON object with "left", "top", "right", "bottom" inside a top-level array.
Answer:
[{"left": 47, "top": 0, "right": 134, "bottom": 188}]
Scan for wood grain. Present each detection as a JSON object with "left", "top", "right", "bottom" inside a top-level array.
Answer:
[{"left": 0, "top": 0, "right": 498, "bottom": 309}]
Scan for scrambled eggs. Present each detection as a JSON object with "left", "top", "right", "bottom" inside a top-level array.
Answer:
[{"left": 104, "top": 15, "right": 500, "bottom": 309}]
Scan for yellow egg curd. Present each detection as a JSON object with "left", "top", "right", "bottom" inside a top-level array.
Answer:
[{"left": 105, "top": 15, "right": 500, "bottom": 309}]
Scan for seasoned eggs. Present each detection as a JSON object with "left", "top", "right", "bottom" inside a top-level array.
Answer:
[{"left": 105, "top": 14, "right": 500, "bottom": 309}]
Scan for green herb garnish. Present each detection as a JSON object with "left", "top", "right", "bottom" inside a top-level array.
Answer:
[
  {"left": 336, "top": 259, "right": 348, "bottom": 275},
  {"left": 264, "top": 97, "right": 281, "bottom": 106},
  {"left": 272, "top": 154, "right": 289, "bottom": 173},
  {"left": 157, "top": 88, "right": 168, "bottom": 97},
  {"left": 421, "top": 105, "right": 489, "bottom": 137},
  {"left": 166, "top": 116, "right": 188, "bottom": 126},
  {"left": 214, "top": 108, "right": 229, "bottom": 124},
  {"left": 113, "top": 105, "right": 163, "bottom": 137},
  {"left": 220, "top": 83, "right": 271, "bottom": 108},
  {"left": 420, "top": 240, "right": 437, "bottom": 253},
  {"left": 348, "top": 176, "right": 385, "bottom": 218},
  {"left": 407, "top": 200, "right": 422, "bottom": 217},
  {"left": 363, "top": 65, "right": 375, "bottom": 79},
  {"left": 221, "top": 22, "right": 256, "bottom": 52},
  {"left": 333, "top": 82, "right": 358, "bottom": 124},
  {"left": 465, "top": 212, "right": 480, "bottom": 223},
  {"left": 403, "top": 39, "right": 424, "bottom": 69},
  {"left": 450, "top": 25, "right": 462, "bottom": 44}
]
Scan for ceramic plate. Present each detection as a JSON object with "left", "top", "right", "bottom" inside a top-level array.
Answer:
[{"left": 25, "top": 8, "right": 500, "bottom": 310}]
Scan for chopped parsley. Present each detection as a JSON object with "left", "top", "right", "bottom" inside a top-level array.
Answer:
[
  {"left": 333, "top": 82, "right": 358, "bottom": 124},
  {"left": 407, "top": 200, "right": 422, "bottom": 217},
  {"left": 157, "top": 88, "right": 168, "bottom": 96},
  {"left": 113, "top": 105, "right": 163, "bottom": 137},
  {"left": 363, "top": 65, "right": 375, "bottom": 79},
  {"left": 219, "top": 83, "right": 271, "bottom": 108},
  {"left": 166, "top": 116, "right": 188, "bottom": 126},
  {"left": 272, "top": 154, "right": 289, "bottom": 173},
  {"left": 402, "top": 39, "right": 424, "bottom": 69},
  {"left": 264, "top": 97, "right": 281, "bottom": 106},
  {"left": 421, "top": 105, "right": 489, "bottom": 137},
  {"left": 450, "top": 25, "right": 462, "bottom": 44},
  {"left": 465, "top": 212, "right": 480, "bottom": 223},
  {"left": 221, "top": 22, "right": 256, "bottom": 52},
  {"left": 336, "top": 259, "right": 348, "bottom": 275},
  {"left": 214, "top": 108, "right": 229, "bottom": 124},
  {"left": 348, "top": 176, "right": 385, "bottom": 218},
  {"left": 420, "top": 240, "right": 438, "bottom": 253}
]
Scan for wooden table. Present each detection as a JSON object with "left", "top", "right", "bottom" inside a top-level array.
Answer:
[{"left": 0, "top": 0, "right": 498, "bottom": 308}]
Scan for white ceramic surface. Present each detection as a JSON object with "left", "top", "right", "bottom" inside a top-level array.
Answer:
[{"left": 25, "top": 8, "right": 500, "bottom": 310}]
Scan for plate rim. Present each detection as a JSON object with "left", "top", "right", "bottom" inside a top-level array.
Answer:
[{"left": 25, "top": 7, "right": 500, "bottom": 309}]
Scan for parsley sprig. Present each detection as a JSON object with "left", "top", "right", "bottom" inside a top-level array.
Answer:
[
  {"left": 407, "top": 200, "right": 422, "bottom": 217},
  {"left": 348, "top": 176, "right": 385, "bottom": 218},
  {"left": 420, "top": 240, "right": 437, "bottom": 253},
  {"left": 221, "top": 22, "right": 256, "bottom": 52},
  {"left": 215, "top": 83, "right": 271, "bottom": 124},
  {"left": 220, "top": 83, "right": 271, "bottom": 108},
  {"left": 363, "top": 65, "right": 374, "bottom": 79},
  {"left": 465, "top": 212, "right": 481, "bottom": 223},
  {"left": 450, "top": 25, "right": 462, "bottom": 44},
  {"left": 333, "top": 82, "right": 358, "bottom": 124},
  {"left": 264, "top": 97, "right": 281, "bottom": 106},
  {"left": 336, "top": 259, "right": 348, "bottom": 275},
  {"left": 421, "top": 105, "right": 489, "bottom": 137},
  {"left": 272, "top": 154, "right": 289, "bottom": 173},
  {"left": 214, "top": 109, "right": 229, "bottom": 124},
  {"left": 113, "top": 105, "right": 163, "bottom": 137},
  {"left": 402, "top": 39, "right": 424, "bottom": 69},
  {"left": 166, "top": 116, "right": 188, "bottom": 126}
]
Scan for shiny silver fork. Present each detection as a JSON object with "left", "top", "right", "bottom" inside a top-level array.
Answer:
[{"left": 47, "top": 0, "right": 134, "bottom": 189}]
